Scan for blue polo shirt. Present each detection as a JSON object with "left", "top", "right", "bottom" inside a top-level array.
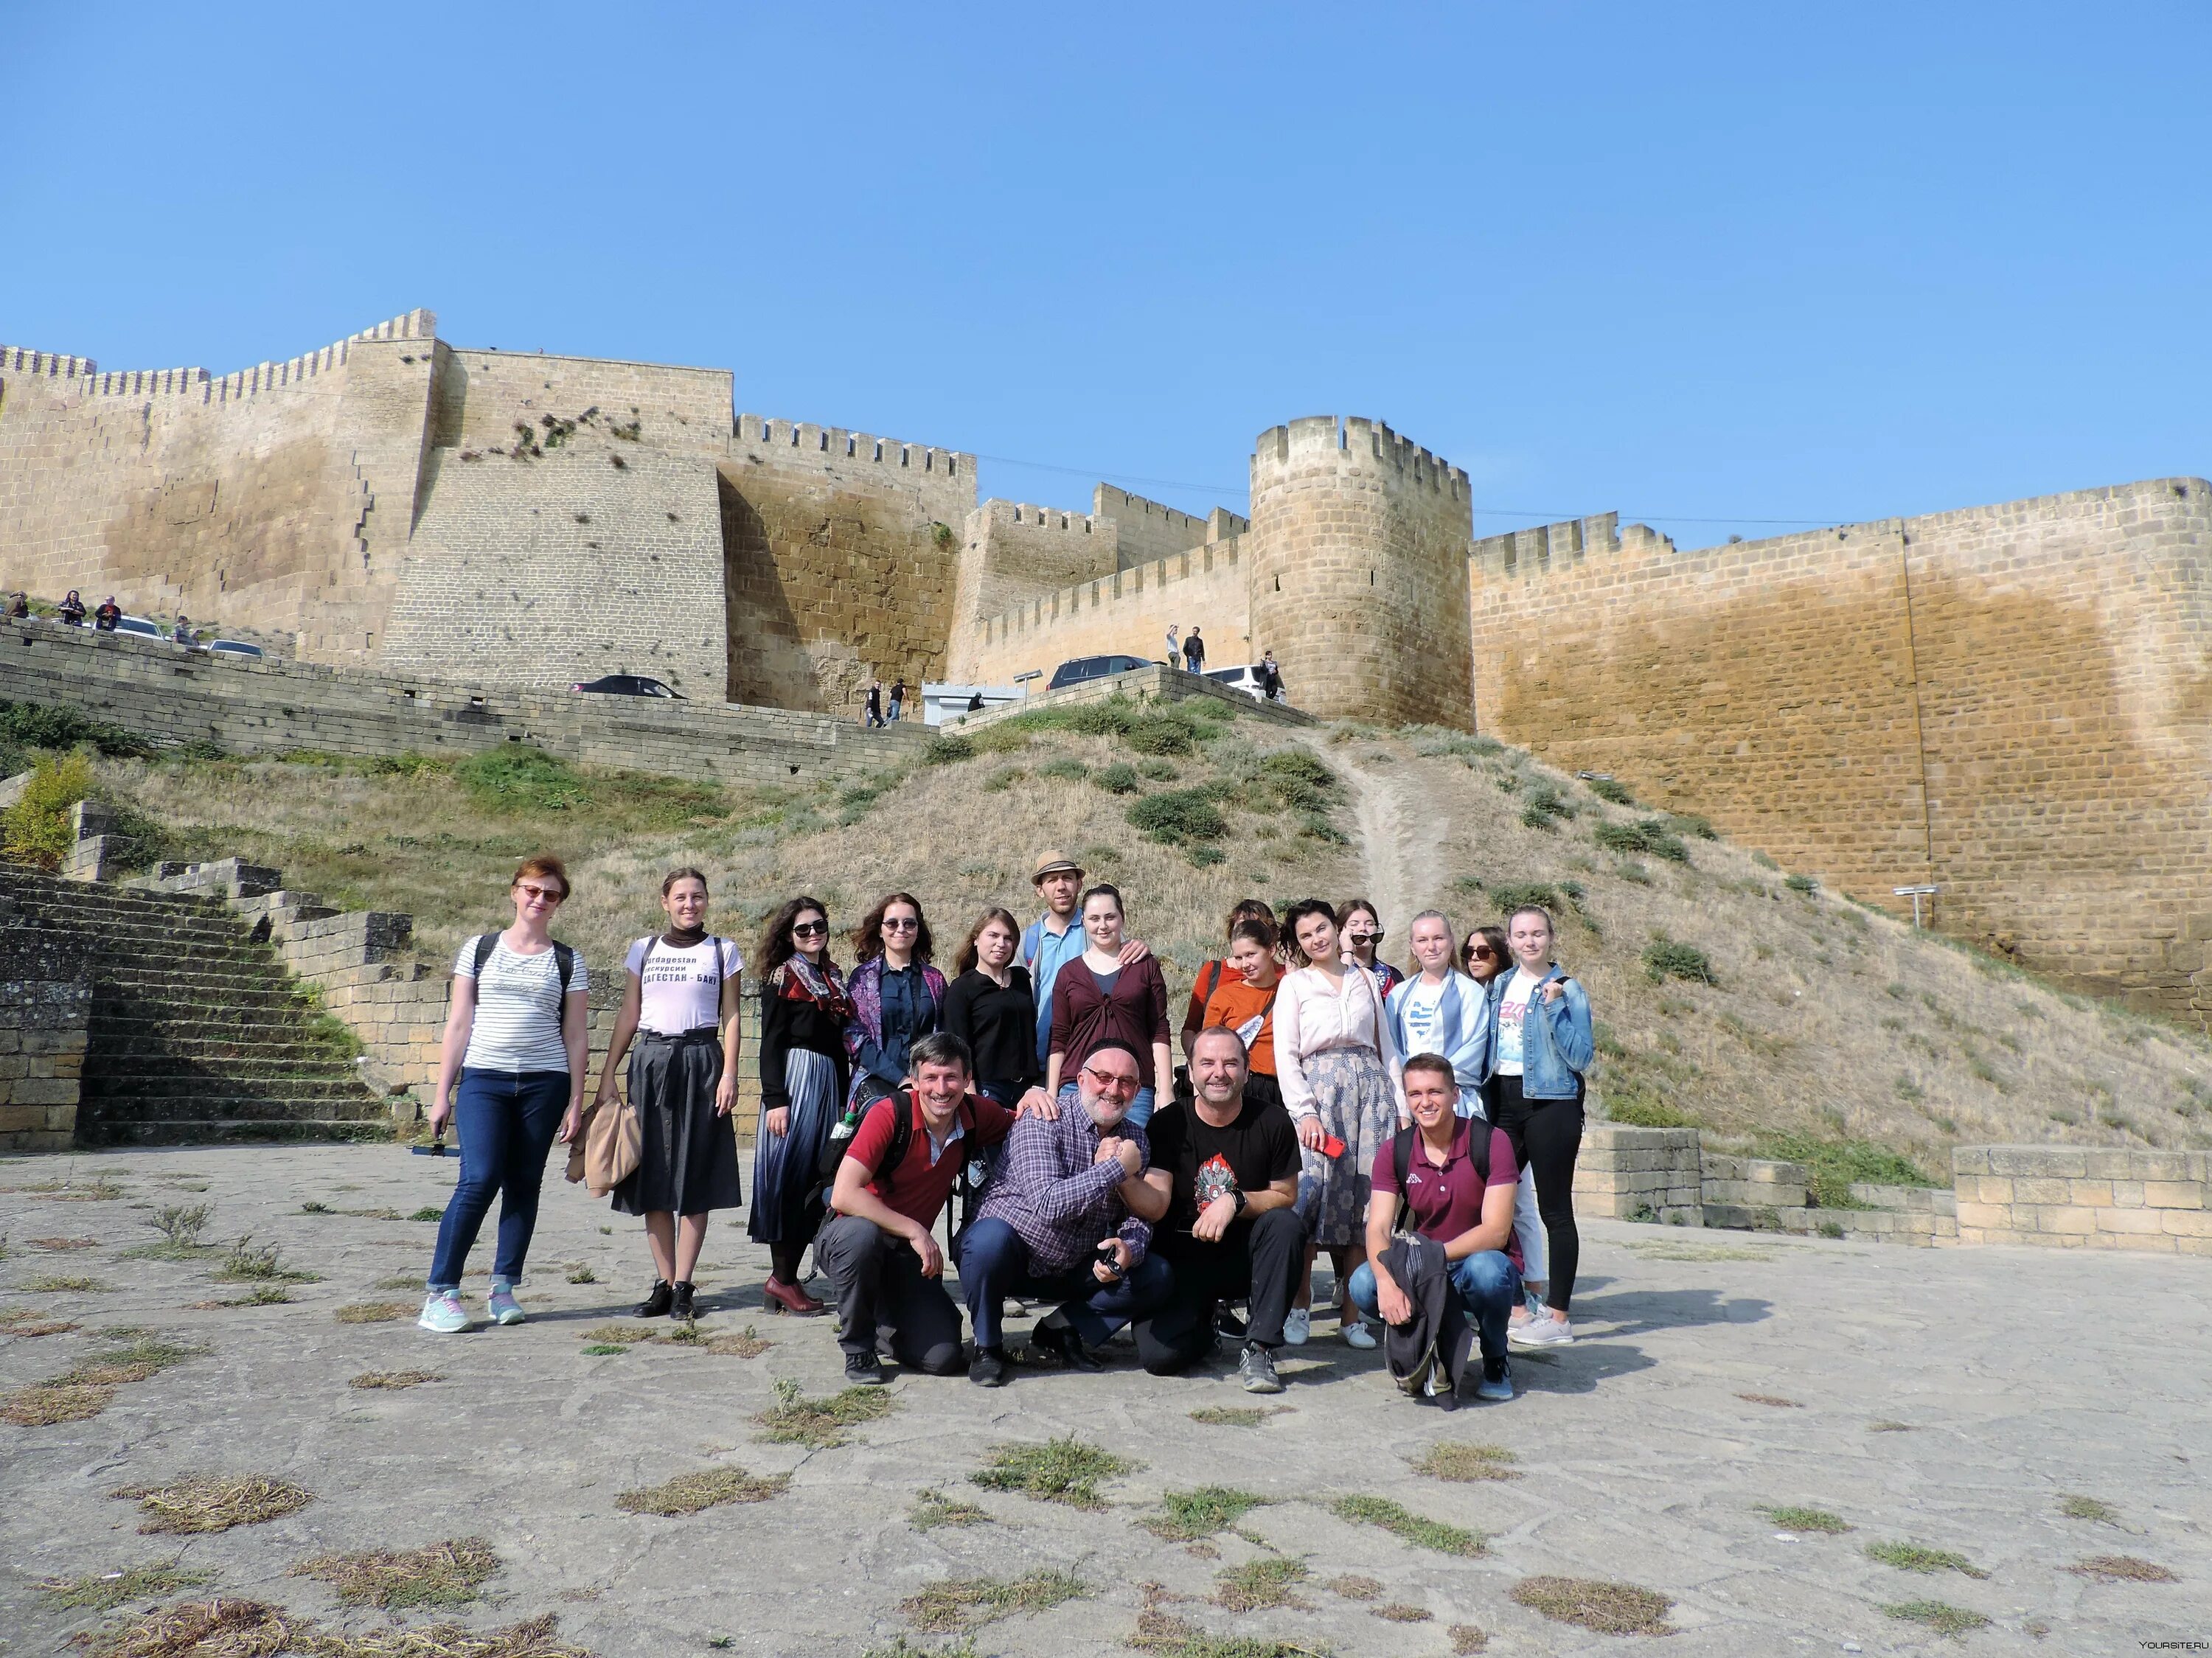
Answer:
[{"left": 1020, "top": 912, "right": 1088, "bottom": 1068}]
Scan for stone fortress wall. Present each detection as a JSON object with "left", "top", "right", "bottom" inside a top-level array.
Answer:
[
  {"left": 1469, "top": 481, "right": 2212, "bottom": 1022},
  {"left": 4, "top": 305, "right": 2208, "bottom": 1021}
]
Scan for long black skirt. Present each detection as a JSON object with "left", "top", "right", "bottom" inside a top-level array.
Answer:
[
  {"left": 611, "top": 1031, "right": 744, "bottom": 1217},
  {"left": 748, "top": 1046, "right": 840, "bottom": 1247}
]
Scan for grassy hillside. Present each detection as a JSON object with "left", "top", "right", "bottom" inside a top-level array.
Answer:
[{"left": 12, "top": 689, "right": 2208, "bottom": 1180}]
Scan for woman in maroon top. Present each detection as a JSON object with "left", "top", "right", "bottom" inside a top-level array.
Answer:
[{"left": 1046, "top": 884, "right": 1171, "bottom": 1129}]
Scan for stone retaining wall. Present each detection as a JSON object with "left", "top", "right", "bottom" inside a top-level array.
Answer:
[
  {"left": 1952, "top": 1145, "right": 2211, "bottom": 1254},
  {"left": 0, "top": 903, "right": 89, "bottom": 1152}
]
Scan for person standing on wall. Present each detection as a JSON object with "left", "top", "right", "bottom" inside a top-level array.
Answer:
[
  {"left": 1259, "top": 651, "right": 1284, "bottom": 703},
  {"left": 1391, "top": 911, "right": 1546, "bottom": 1306},
  {"left": 594, "top": 868, "right": 745, "bottom": 1323},
  {"left": 1165, "top": 624, "right": 1180, "bottom": 667},
  {"left": 844, "top": 894, "right": 945, "bottom": 1108},
  {"left": 1484, "top": 904, "right": 1594, "bottom": 1349},
  {"left": 94, "top": 596, "right": 121, "bottom": 632},
  {"left": 888, "top": 679, "right": 906, "bottom": 722},
  {"left": 10, "top": 591, "right": 32, "bottom": 621},
  {"left": 1021, "top": 852, "right": 1150, "bottom": 1083},
  {"left": 419, "top": 854, "right": 589, "bottom": 1334},
  {"left": 1133, "top": 1027, "right": 1305, "bottom": 1391},
  {"left": 1046, "top": 884, "right": 1173, "bottom": 1131},
  {"left": 58, "top": 590, "right": 85, "bottom": 626},
  {"left": 751, "top": 895, "right": 852, "bottom": 1316},
  {"left": 1274, "top": 897, "right": 1402, "bottom": 1351},
  {"left": 1183, "top": 627, "right": 1206, "bottom": 673},
  {"left": 863, "top": 676, "right": 885, "bottom": 728},
  {"left": 171, "top": 613, "right": 192, "bottom": 646}
]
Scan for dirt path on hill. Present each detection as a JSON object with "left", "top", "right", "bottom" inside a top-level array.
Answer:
[{"left": 1310, "top": 738, "right": 1450, "bottom": 930}]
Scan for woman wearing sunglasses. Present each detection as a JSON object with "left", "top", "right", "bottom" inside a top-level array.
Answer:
[
  {"left": 1460, "top": 924, "right": 1510, "bottom": 986},
  {"left": 1339, "top": 898, "right": 1404, "bottom": 996},
  {"left": 419, "top": 854, "right": 589, "bottom": 1334},
  {"left": 844, "top": 893, "right": 946, "bottom": 1109},
  {"left": 750, "top": 895, "right": 852, "bottom": 1314}
]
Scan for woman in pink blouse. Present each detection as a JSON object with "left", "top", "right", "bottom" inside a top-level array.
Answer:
[{"left": 1273, "top": 897, "right": 1404, "bottom": 1349}]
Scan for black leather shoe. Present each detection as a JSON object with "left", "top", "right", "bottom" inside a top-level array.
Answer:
[
  {"left": 1032, "top": 1322, "right": 1103, "bottom": 1372},
  {"left": 845, "top": 1351, "right": 886, "bottom": 1386},
  {"left": 669, "top": 1281, "right": 695, "bottom": 1322},
  {"left": 969, "top": 1345, "right": 1010, "bottom": 1387},
  {"left": 635, "top": 1279, "right": 673, "bottom": 1317}
]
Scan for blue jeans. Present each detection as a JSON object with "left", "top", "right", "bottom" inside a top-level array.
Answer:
[
  {"left": 1348, "top": 1248, "right": 1520, "bottom": 1362},
  {"left": 1053, "top": 1079, "right": 1155, "bottom": 1131},
  {"left": 959, "top": 1216, "right": 1172, "bottom": 1352},
  {"left": 428, "top": 1068, "right": 570, "bottom": 1292}
]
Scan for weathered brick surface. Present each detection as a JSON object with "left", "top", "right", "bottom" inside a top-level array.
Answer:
[
  {"left": 1948, "top": 1144, "right": 2209, "bottom": 1253},
  {"left": 1470, "top": 481, "right": 2212, "bottom": 1024},
  {"left": 0, "top": 904, "right": 91, "bottom": 1152},
  {"left": 954, "top": 534, "right": 1251, "bottom": 686}
]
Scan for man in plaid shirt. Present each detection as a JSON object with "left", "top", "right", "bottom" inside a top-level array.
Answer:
[{"left": 957, "top": 1039, "right": 1172, "bottom": 1386}]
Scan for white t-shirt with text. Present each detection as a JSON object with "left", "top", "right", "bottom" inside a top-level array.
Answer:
[
  {"left": 1493, "top": 967, "right": 1545, "bottom": 1077},
  {"left": 625, "top": 936, "right": 744, "bottom": 1035}
]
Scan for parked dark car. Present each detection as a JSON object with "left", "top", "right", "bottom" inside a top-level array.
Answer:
[
  {"left": 1045, "top": 653, "right": 1151, "bottom": 691},
  {"left": 572, "top": 673, "right": 684, "bottom": 699}
]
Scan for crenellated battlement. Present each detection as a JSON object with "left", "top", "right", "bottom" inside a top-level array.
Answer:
[
  {"left": 969, "top": 536, "right": 1244, "bottom": 647},
  {"left": 973, "top": 497, "right": 1105, "bottom": 535},
  {"left": 735, "top": 413, "right": 968, "bottom": 479},
  {"left": 1, "top": 347, "right": 98, "bottom": 379},
  {"left": 1251, "top": 414, "right": 1470, "bottom": 497},
  {"left": 1471, "top": 512, "right": 1636, "bottom": 577},
  {"left": 4, "top": 310, "right": 436, "bottom": 408}
]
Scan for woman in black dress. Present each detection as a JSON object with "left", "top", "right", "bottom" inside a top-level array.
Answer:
[
  {"left": 749, "top": 895, "right": 851, "bottom": 1315},
  {"left": 942, "top": 907, "right": 1046, "bottom": 1111}
]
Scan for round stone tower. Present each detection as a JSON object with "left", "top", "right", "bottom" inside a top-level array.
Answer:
[{"left": 1245, "top": 416, "right": 1475, "bottom": 727}]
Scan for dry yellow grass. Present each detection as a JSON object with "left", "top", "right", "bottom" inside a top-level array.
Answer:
[{"left": 114, "top": 1474, "right": 313, "bottom": 1534}]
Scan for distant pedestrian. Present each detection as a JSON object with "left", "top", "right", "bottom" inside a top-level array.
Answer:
[
  {"left": 594, "top": 869, "right": 745, "bottom": 1323},
  {"left": 1165, "top": 624, "right": 1180, "bottom": 666},
  {"left": 1183, "top": 627, "right": 1206, "bottom": 672},
  {"left": 888, "top": 679, "right": 905, "bottom": 722},
  {"left": 967, "top": 689, "right": 984, "bottom": 713},
  {"left": 419, "top": 855, "right": 589, "bottom": 1334},
  {"left": 1484, "top": 905, "right": 1593, "bottom": 1350},
  {"left": 1259, "top": 651, "right": 1284, "bottom": 702},
  {"left": 751, "top": 895, "right": 852, "bottom": 1315},
  {"left": 863, "top": 678, "right": 885, "bottom": 728},
  {"left": 7, "top": 591, "right": 28, "bottom": 621},
  {"left": 171, "top": 613, "right": 192, "bottom": 646},
  {"left": 94, "top": 596, "right": 121, "bottom": 632},
  {"left": 58, "top": 590, "right": 85, "bottom": 626}
]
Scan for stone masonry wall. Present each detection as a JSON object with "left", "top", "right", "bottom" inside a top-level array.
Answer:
[
  {"left": 1470, "top": 481, "right": 2212, "bottom": 1023},
  {"left": 380, "top": 443, "right": 727, "bottom": 694},
  {"left": 947, "top": 500, "right": 1121, "bottom": 669},
  {"left": 1245, "top": 417, "right": 1476, "bottom": 727},
  {"left": 1093, "top": 484, "right": 1212, "bottom": 571},
  {"left": 0, "top": 903, "right": 89, "bottom": 1152},
  {"left": 1952, "top": 1145, "right": 2212, "bottom": 1255},
  {"left": 0, "top": 314, "right": 438, "bottom": 663},
  {"left": 952, "top": 540, "right": 1250, "bottom": 686},
  {"left": 721, "top": 415, "right": 975, "bottom": 714},
  {"left": 0, "top": 624, "right": 928, "bottom": 790},
  {"left": 431, "top": 349, "right": 732, "bottom": 457}
]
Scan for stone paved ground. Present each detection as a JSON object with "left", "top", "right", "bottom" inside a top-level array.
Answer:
[{"left": 3, "top": 1146, "right": 2209, "bottom": 1657}]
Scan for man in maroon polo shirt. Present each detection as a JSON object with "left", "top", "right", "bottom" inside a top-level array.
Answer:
[
  {"left": 1348, "top": 1053, "right": 1523, "bottom": 1406},
  {"left": 816, "top": 1031, "right": 1054, "bottom": 1385}
]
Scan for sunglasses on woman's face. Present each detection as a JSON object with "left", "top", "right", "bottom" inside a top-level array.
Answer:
[
  {"left": 792, "top": 921, "right": 828, "bottom": 937},
  {"left": 516, "top": 883, "right": 566, "bottom": 905},
  {"left": 1467, "top": 944, "right": 1495, "bottom": 961},
  {"left": 882, "top": 916, "right": 919, "bottom": 932}
]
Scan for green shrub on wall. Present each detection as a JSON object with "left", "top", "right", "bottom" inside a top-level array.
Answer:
[{"left": 1, "top": 750, "right": 94, "bottom": 870}]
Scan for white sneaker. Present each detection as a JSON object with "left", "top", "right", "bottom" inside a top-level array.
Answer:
[
  {"left": 418, "top": 1290, "right": 469, "bottom": 1334},
  {"left": 1342, "top": 1317, "right": 1377, "bottom": 1350},
  {"left": 1511, "top": 1313, "right": 1573, "bottom": 1348},
  {"left": 1283, "top": 1308, "right": 1310, "bottom": 1345}
]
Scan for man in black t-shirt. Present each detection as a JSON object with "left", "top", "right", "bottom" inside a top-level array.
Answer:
[{"left": 1134, "top": 1026, "right": 1304, "bottom": 1390}]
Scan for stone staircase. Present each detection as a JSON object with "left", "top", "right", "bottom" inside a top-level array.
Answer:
[{"left": 0, "top": 864, "right": 392, "bottom": 1145}]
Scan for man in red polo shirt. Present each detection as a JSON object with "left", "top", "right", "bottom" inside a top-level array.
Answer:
[{"left": 817, "top": 1031, "right": 1053, "bottom": 1385}]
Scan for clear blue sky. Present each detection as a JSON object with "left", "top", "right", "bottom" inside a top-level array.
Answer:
[{"left": 6, "top": 2, "right": 2206, "bottom": 548}]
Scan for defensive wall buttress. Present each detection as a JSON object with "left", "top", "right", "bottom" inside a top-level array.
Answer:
[{"left": 3, "top": 308, "right": 2207, "bottom": 1023}]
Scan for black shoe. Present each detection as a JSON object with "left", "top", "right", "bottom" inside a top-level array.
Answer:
[
  {"left": 669, "top": 1281, "right": 695, "bottom": 1322},
  {"left": 634, "top": 1279, "right": 673, "bottom": 1317},
  {"left": 969, "top": 1345, "right": 1010, "bottom": 1387},
  {"left": 1215, "top": 1305, "right": 1248, "bottom": 1340},
  {"left": 1031, "top": 1322, "right": 1102, "bottom": 1372},
  {"left": 845, "top": 1351, "right": 886, "bottom": 1386}
]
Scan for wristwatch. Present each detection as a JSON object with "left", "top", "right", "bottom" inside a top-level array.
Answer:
[{"left": 1231, "top": 1188, "right": 1249, "bottom": 1216}]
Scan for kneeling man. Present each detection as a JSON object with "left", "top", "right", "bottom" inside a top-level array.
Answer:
[
  {"left": 1134, "top": 1026, "right": 1304, "bottom": 1393},
  {"left": 1348, "top": 1053, "right": 1523, "bottom": 1407},
  {"left": 818, "top": 1032, "right": 1045, "bottom": 1384},
  {"left": 959, "top": 1039, "right": 1170, "bottom": 1385}
]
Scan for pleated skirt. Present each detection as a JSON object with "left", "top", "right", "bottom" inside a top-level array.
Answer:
[
  {"left": 747, "top": 1046, "right": 839, "bottom": 1246},
  {"left": 1294, "top": 1045, "right": 1397, "bottom": 1248},
  {"left": 611, "top": 1031, "right": 743, "bottom": 1217}
]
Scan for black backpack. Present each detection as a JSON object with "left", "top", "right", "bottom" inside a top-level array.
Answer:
[
  {"left": 463, "top": 933, "right": 577, "bottom": 995},
  {"left": 1389, "top": 1121, "right": 1489, "bottom": 1235},
  {"left": 818, "top": 1089, "right": 992, "bottom": 1230}
]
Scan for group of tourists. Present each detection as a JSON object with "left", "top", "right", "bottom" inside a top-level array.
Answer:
[{"left": 417, "top": 850, "right": 1593, "bottom": 1408}]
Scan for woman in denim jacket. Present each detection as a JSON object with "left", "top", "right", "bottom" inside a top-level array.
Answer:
[{"left": 1481, "top": 904, "right": 1594, "bottom": 1348}]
